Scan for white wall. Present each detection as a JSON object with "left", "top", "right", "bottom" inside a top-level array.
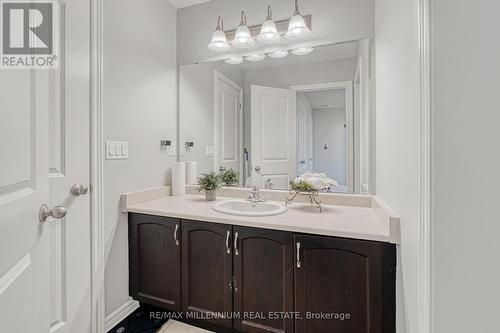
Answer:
[
  {"left": 177, "top": 0, "right": 374, "bottom": 64},
  {"left": 375, "top": 0, "right": 420, "bottom": 332},
  {"left": 312, "top": 108, "right": 347, "bottom": 185},
  {"left": 179, "top": 63, "right": 244, "bottom": 175},
  {"left": 103, "top": 0, "right": 178, "bottom": 316},
  {"left": 431, "top": 1, "right": 500, "bottom": 332}
]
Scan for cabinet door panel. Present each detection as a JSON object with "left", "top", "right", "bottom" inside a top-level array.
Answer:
[
  {"left": 295, "top": 235, "right": 394, "bottom": 333},
  {"left": 182, "top": 220, "right": 233, "bottom": 328},
  {"left": 129, "top": 214, "right": 181, "bottom": 311},
  {"left": 234, "top": 226, "right": 294, "bottom": 333}
]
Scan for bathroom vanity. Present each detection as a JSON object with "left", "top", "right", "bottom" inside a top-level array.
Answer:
[{"left": 124, "top": 187, "right": 399, "bottom": 333}]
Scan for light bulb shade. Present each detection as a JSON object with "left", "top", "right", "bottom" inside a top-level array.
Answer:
[
  {"left": 225, "top": 57, "right": 244, "bottom": 65},
  {"left": 268, "top": 50, "right": 288, "bottom": 59},
  {"left": 285, "top": 14, "right": 311, "bottom": 40},
  {"left": 208, "top": 29, "right": 230, "bottom": 51},
  {"left": 291, "top": 47, "right": 314, "bottom": 56},
  {"left": 257, "top": 19, "right": 281, "bottom": 44},
  {"left": 245, "top": 54, "right": 266, "bottom": 62},
  {"left": 232, "top": 25, "right": 255, "bottom": 48}
]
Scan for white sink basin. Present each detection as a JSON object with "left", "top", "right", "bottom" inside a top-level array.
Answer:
[{"left": 212, "top": 199, "right": 287, "bottom": 217}]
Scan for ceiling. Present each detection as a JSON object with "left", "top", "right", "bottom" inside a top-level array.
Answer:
[
  {"left": 301, "top": 89, "right": 346, "bottom": 110},
  {"left": 168, "top": 0, "right": 212, "bottom": 9}
]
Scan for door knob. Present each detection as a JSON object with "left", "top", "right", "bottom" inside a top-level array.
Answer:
[
  {"left": 39, "top": 204, "right": 67, "bottom": 223},
  {"left": 71, "top": 184, "right": 88, "bottom": 197},
  {"left": 254, "top": 165, "right": 261, "bottom": 173}
]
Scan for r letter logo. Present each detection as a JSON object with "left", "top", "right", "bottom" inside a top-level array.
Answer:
[{"left": 1, "top": 0, "right": 59, "bottom": 69}]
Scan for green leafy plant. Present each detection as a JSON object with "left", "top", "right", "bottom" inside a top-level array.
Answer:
[
  {"left": 220, "top": 168, "right": 240, "bottom": 186},
  {"left": 290, "top": 180, "right": 315, "bottom": 192},
  {"left": 196, "top": 172, "right": 223, "bottom": 192}
]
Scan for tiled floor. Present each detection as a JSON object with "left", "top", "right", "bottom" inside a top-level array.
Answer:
[
  {"left": 108, "top": 305, "right": 167, "bottom": 333},
  {"left": 157, "top": 320, "right": 214, "bottom": 333},
  {"left": 108, "top": 305, "right": 214, "bottom": 333}
]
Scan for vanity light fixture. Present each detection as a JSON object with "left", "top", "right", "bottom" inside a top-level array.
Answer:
[
  {"left": 268, "top": 50, "right": 289, "bottom": 59},
  {"left": 232, "top": 11, "right": 255, "bottom": 49},
  {"left": 291, "top": 46, "right": 314, "bottom": 56},
  {"left": 208, "top": 16, "right": 231, "bottom": 52},
  {"left": 245, "top": 54, "right": 266, "bottom": 62},
  {"left": 285, "top": 0, "right": 311, "bottom": 40},
  {"left": 224, "top": 57, "right": 244, "bottom": 65},
  {"left": 256, "top": 6, "right": 281, "bottom": 44}
]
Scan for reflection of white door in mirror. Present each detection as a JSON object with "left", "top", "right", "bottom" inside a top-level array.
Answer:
[
  {"left": 251, "top": 85, "right": 296, "bottom": 189},
  {"left": 214, "top": 71, "right": 243, "bottom": 184}
]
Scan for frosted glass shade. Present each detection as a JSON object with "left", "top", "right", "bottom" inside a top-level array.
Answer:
[
  {"left": 232, "top": 25, "right": 255, "bottom": 48},
  {"left": 268, "top": 50, "right": 288, "bottom": 59},
  {"left": 257, "top": 19, "right": 281, "bottom": 44},
  {"left": 208, "top": 30, "right": 230, "bottom": 51},
  {"left": 245, "top": 54, "right": 266, "bottom": 62},
  {"left": 291, "top": 47, "right": 314, "bottom": 56},
  {"left": 285, "top": 14, "right": 311, "bottom": 40},
  {"left": 225, "top": 57, "right": 244, "bottom": 65}
]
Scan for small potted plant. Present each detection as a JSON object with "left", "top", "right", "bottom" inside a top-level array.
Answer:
[
  {"left": 196, "top": 172, "right": 223, "bottom": 201},
  {"left": 290, "top": 180, "right": 315, "bottom": 192},
  {"left": 220, "top": 168, "right": 240, "bottom": 186}
]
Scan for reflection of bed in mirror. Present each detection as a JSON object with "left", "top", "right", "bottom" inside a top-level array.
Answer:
[{"left": 179, "top": 40, "right": 374, "bottom": 194}]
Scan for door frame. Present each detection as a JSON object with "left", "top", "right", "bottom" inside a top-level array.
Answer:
[
  {"left": 213, "top": 70, "right": 244, "bottom": 179},
  {"left": 417, "top": 0, "right": 433, "bottom": 332},
  {"left": 90, "top": 0, "right": 106, "bottom": 332},
  {"left": 290, "top": 81, "right": 354, "bottom": 193}
]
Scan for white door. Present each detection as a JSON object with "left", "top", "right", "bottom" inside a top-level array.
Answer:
[
  {"left": 48, "top": 0, "right": 91, "bottom": 332},
  {"left": 214, "top": 72, "right": 243, "bottom": 183},
  {"left": 251, "top": 85, "right": 296, "bottom": 189},
  {"left": 0, "top": 0, "right": 91, "bottom": 332},
  {"left": 0, "top": 69, "right": 51, "bottom": 333}
]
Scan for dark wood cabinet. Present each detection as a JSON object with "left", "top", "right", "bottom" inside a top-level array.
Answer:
[
  {"left": 233, "top": 226, "right": 294, "bottom": 333},
  {"left": 128, "top": 215, "right": 396, "bottom": 333},
  {"left": 128, "top": 213, "right": 181, "bottom": 311},
  {"left": 182, "top": 220, "right": 233, "bottom": 328},
  {"left": 294, "top": 234, "right": 396, "bottom": 333}
]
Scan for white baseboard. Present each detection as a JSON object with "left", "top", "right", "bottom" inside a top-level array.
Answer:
[{"left": 105, "top": 297, "right": 140, "bottom": 332}]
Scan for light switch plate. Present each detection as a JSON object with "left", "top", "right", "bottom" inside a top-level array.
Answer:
[
  {"left": 205, "top": 145, "right": 214, "bottom": 156},
  {"left": 167, "top": 141, "right": 177, "bottom": 156},
  {"left": 106, "top": 141, "right": 128, "bottom": 160}
]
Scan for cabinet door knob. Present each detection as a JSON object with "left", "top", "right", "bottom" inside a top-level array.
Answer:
[
  {"left": 234, "top": 232, "right": 239, "bottom": 256},
  {"left": 296, "top": 242, "right": 301, "bottom": 268},
  {"left": 225, "top": 230, "right": 231, "bottom": 254},
  {"left": 174, "top": 224, "right": 180, "bottom": 246}
]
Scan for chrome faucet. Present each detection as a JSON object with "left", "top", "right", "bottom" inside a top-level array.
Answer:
[
  {"left": 247, "top": 186, "right": 267, "bottom": 203},
  {"left": 264, "top": 178, "right": 273, "bottom": 189}
]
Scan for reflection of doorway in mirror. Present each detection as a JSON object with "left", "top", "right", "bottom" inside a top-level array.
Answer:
[
  {"left": 296, "top": 97, "right": 313, "bottom": 176},
  {"left": 292, "top": 82, "right": 354, "bottom": 193}
]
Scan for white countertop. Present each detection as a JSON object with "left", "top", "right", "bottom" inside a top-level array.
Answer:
[{"left": 123, "top": 189, "right": 399, "bottom": 244}]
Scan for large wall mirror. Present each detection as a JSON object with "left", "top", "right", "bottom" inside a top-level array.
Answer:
[{"left": 179, "top": 39, "right": 374, "bottom": 194}]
